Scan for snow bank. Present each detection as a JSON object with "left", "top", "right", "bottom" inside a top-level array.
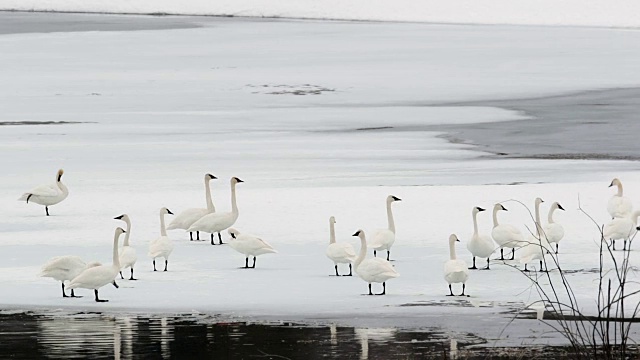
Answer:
[{"left": 2, "top": 0, "right": 640, "bottom": 28}]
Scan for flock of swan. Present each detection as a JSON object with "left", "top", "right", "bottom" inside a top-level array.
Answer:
[{"left": 22, "top": 169, "right": 636, "bottom": 301}]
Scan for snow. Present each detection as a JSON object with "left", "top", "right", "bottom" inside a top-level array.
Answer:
[
  {"left": 2, "top": 13, "right": 640, "bottom": 344},
  {"left": 3, "top": 0, "right": 640, "bottom": 28}
]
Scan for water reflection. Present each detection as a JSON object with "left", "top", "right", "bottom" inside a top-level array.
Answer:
[{"left": 0, "top": 312, "right": 498, "bottom": 359}]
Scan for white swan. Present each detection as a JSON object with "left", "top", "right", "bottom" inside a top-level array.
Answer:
[
  {"left": 227, "top": 228, "right": 277, "bottom": 268},
  {"left": 608, "top": 178, "right": 633, "bottom": 219},
  {"left": 40, "top": 256, "right": 101, "bottom": 298},
  {"left": 370, "top": 195, "right": 402, "bottom": 261},
  {"left": 444, "top": 234, "right": 469, "bottom": 296},
  {"left": 466, "top": 206, "right": 494, "bottom": 270},
  {"left": 189, "top": 177, "right": 244, "bottom": 245},
  {"left": 520, "top": 198, "right": 552, "bottom": 272},
  {"left": 167, "top": 173, "right": 217, "bottom": 241},
  {"left": 114, "top": 214, "right": 137, "bottom": 280},
  {"left": 325, "top": 216, "right": 356, "bottom": 276},
  {"left": 68, "top": 227, "right": 125, "bottom": 302},
  {"left": 544, "top": 202, "right": 566, "bottom": 254},
  {"left": 149, "top": 207, "right": 174, "bottom": 271},
  {"left": 603, "top": 210, "right": 640, "bottom": 251},
  {"left": 18, "top": 169, "right": 68, "bottom": 216},
  {"left": 353, "top": 229, "right": 399, "bottom": 295},
  {"left": 491, "top": 203, "right": 524, "bottom": 260}
]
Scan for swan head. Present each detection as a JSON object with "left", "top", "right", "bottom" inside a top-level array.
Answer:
[
  {"left": 56, "top": 169, "right": 64, "bottom": 182},
  {"left": 473, "top": 206, "right": 485, "bottom": 214},
  {"left": 535, "top": 197, "right": 544, "bottom": 206},
  {"left": 160, "top": 207, "right": 174, "bottom": 216},
  {"left": 114, "top": 214, "right": 130, "bottom": 222},
  {"left": 494, "top": 203, "right": 508, "bottom": 212},
  {"left": 352, "top": 229, "right": 366, "bottom": 239},
  {"left": 206, "top": 173, "right": 217, "bottom": 181},
  {"left": 387, "top": 195, "right": 402, "bottom": 203},
  {"left": 449, "top": 234, "right": 460, "bottom": 244},
  {"left": 329, "top": 216, "right": 336, "bottom": 224},
  {"left": 115, "top": 227, "right": 126, "bottom": 236},
  {"left": 228, "top": 228, "right": 240, "bottom": 239},
  {"left": 609, "top": 178, "right": 621, "bottom": 188},
  {"left": 554, "top": 202, "right": 565, "bottom": 211},
  {"left": 232, "top": 177, "right": 244, "bottom": 184}
]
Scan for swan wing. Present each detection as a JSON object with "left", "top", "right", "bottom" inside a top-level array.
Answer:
[
  {"left": 20, "top": 183, "right": 59, "bottom": 200},
  {"left": 327, "top": 243, "right": 356, "bottom": 262},
  {"left": 608, "top": 196, "right": 633, "bottom": 218},
  {"left": 444, "top": 259, "right": 469, "bottom": 283},
  {"left": 119, "top": 246, "right": 137, "bottom": 268},
  {"left": 68, "top": 265, "right": 116, "bottom": 289},
  {"left": 369, "top": 229, "right": 395, "bottom": 250},
  {"left": 359, "top": 258, "right": 399, "bottom": 279},
  {"left": 188, "top": 211, "right": 235, "bottom": 232},
  {"left": 40, "top": 256, "right": 86, "bottom": 280},
  {"left": 167, "top": 208, "right": 209, "bottom": 230}
]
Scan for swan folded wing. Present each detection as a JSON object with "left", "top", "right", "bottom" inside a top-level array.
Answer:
[
  {"left": 255, "top": 238, "right": 277, "bottom": 253},
  {"left": 492, "top": 225, "right": 523, "bottom": 246},
  {"left": 468, "top": 234, "right": 495, "bottom": 258},
  {"left": 360, "top": 259, "right": 399, "bottom": 279},
  {"left": 119, "top": 247, "right": 137, "bottom": 268},
  {"left": 167, "top": 208, "right": 208, "bottom": 230},
  {"left": 19, "top": 184, "right": 59, "bottom": 200},
  {"left": 444, "top": 260, "right": 468, "bottom": 283},
  {"left": 327, "top": 243, "right": 356, "bottom": 261},
  {"left": 543, "top": 223, "right": 564, "bottom": 243},
  {"left": 40, "top": 256, "right": 85, "bottom": 276},
  {"left": 68, "top": 266, "right": 115, "bottom": 289},
  {"left": 370, "top": 229, "right": 394, "bottom": 250},
  {"left": 188, "top": 212, "right": 232, "bottom": 232},
  {"left": 608, "top": 197, "right": 633, "bottom": 218}
]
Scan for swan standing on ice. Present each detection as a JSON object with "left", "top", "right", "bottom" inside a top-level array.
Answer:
[
  {"left": 608, "top": 178, "right": 633, "bottom": 219},
  {"left": 326, "top": 216, "right": 356, "bottom": 276},
  {"left": 149, "top": 207, "right": 174, "bottom": 271},
  {"left": 604, "top": 210, "right": 640, "bottom": 251},
  {"left": 491, "top": 204, "right": 524, "bottom": 260},
  {"left": 189, "top": 177, "right": 244, "bottom": 245},
  {"left": 40, "top": 256, "right": 101, "bottom": 298},
  {"left": 18, "top": 169, "right": 68, "bottom": 216},
  {"left": 114, "top": 214, "right": 137, "bottom": 280},
  {"left": 520, "top": 198, "right": 552, "bottom": 272},
  {"left": 544, "top": 202, "right": 565, "bottom": 254},
  {"left": 445, "top": 234, "right": 469, "bottom": 296},
  {"left": 68, "top": 227, "right": 125, "bottom": 302},
  {"left": 227, "top": 228, "right": 277, "bottom": 268},
  {"left": 353, "top": 229, "right": 399, "bottom": 295},
  {"left": 167, "top": 173, "right": 217, "bottom": 241},
  {"left": 466, "top": 207, "right": 494, "bottom": 270},
  {"left": 370, "top": 195, "right": 402, "bottom": 261}
]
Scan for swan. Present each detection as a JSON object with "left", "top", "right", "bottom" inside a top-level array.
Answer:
[
  {"left": 608, "top": 178, "right": 633, "bottom": 219},
  {"left": 40, "top": 256, "right": 101, "bottom": 298},
  {"left": 67, "top": 227, "right": 125, "bottom": 302},
  {"left": 603, "top": 210, "right": 640, "bottom": 251},
  {"left": 18, "top": 169, "right": 68, "bottom": 216},
  {"left": 491, "top": 203, "right": 524, "bottom": 260},
  {"left": 167, "top": 173, "right": 217, "bottom": 241},
  {"left": 227, "top": 228, "right": 277, "bottom": 268},
  {"left": 353, "top": 229, "right": 399, "bottom": 295},
  {"left": 114, "top": 214, "right": 137, "bottom": 280},
  {"left": 544, "top": 202, "right": 565, "bottom": 254},
  {"left": 149, "top": 207, "right": 174, "bottom": 271},
  {"left": 520, "top": 198, "right": 552, "bottom": 272},
  {"left": 444, "top": 234, "right": 469, "bottom": 296},
  {"left": 325, "top": 216, "right": 356, "bottom": 276},
  {"left": 370, "top": 195, "right": 402, "bottom": 261},
  {"left": 466, "top": 207, "right": 494, "bottom": 270},
  {"left": 188, "top": 177, "right": 244, "bottom": 245}
]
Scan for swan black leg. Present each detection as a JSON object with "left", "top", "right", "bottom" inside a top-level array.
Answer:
[
  {"left": 190, "top": 232, "right": 194, "bottom": 241},
  {"left": 386, "top": 251, "right": 390, "bottom": 261},
  {"left": 483, "top": 257, "right": 491, "bottom": 270},
  {"left": 45, "top": 206, "right": 50, "bottom": 216},
  {"left": 539, "top": 260, "right": 546, "bottom": 272},
  {"left": 251, "top": 257, "right": 256, "bottom": 268},
  {"left": 376, "top": 282, "right": 386, "bottom": 295},
  {"left": 373, "top": 250, "right": 377, "bottom": 257},
  {"left": 70, "top": 289, "right": 81, "bottom": 298},
  {"left": 94, "top": 289, "right": 108, "bottom": 302},
  {"left": 153, "top": 259, "right": 157, "bottom": 271},
  {"left": 624, "top": 240, "right": 627, "bottom": 251},
  {"left": 469, "top": 257, "right": 478, "bottom": 270},
  {"left": 218, "top": 232, "right": 224, "bottom": 245},
  {"left": 164, "top": 260, "right": 168, "bottom": 272},
  {"left": 555, "top": 243, "right": 559, "bottom": 254},
  {"left": 510, "top": 248, "right": 515, "bottom": 260},
  {"left": 129, "top": 268, "right": 137, "bottom": 281},
  {"left": 112, "top": 280, "right": 119, "bottom": 288},
  {"left": 334, "top": 264, "right": 339, "bottom": 276},
  {"left": 523, "top": 264, "right": 529, "bottom": 272},
  {"left": 368, "top": 283, "right": 373, "bottom": 295},
  {"left": 211, "top": 233, "right": 216, "bottom": 245},
  {"left": 499, "top": 248, "right": 505, "bottom": 260},
  {"left": 460, "top": 284, "right": 467, "bottom": 296},
  {"left": 447, "top": 284, "right": 454, "bottom": 296},
  {"left": 61, "top": 282, "right": 68, "bottom": 297},
  {"left": 197, "top": 231, "right": 200, "bottom": 241},
  {"left": 612, "top": 239, "right": 616, "bottom": 251},
  {"left": 344, "top": 264, "right": 353, "bottom": 276},
  {"left": 120, "top": 271, "right": 124, "bottom": 279},
  {"left": 244, "top": 257, "right": 249, "bottom": 268}
]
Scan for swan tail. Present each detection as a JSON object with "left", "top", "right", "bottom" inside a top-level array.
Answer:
[{"left": 18, "top": 193, "right": 32, "bottom": 202}]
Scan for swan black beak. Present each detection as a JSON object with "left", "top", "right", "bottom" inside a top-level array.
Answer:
[
  {"left": 207, "top": 174, "right": 217, "bottom": 179},
  {"left": 636, "top": 226, "right": 640, "bottom": 231},
  {"left": 235, "top": 178, "right": 244, "bottom": 183},
  {"left": 352, "top": 230, "right": 361, "bottom": 237},
  {"left": 112, "top": 281, "right": 119, "bottom": 289},
  {"left": 558, "top": 204, "right": 565, "bottom": 211},
  {"left": 501, "top": 205, "right": 508, "bottom": 211},
  {"left": 477, "top": 207, "right": 486, "bottom": 212},
  {"left": 230, "top": 233, "right": 236, "bottom": 239},
  {"left": 167, "top": 209, "right": 174, "bottom": 215},
  {"left": 392, "top": 196, "right": 402, "bottom": 201},
  {"left": 114, "top": 215, "right": 124, "bottom": 220},
  {"left": 608, "top": 182, "right": 614, "bottom": 187}
]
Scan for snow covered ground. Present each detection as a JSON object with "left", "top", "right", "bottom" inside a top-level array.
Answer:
[{"left": 2, "top": 12, "right": 640, "bottom": 346}]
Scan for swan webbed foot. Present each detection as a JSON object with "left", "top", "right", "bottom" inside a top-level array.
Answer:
[
  {"left": 555, "top": 244, "right": 559, "bottom": 254},
  {"left": 94, "top": 289, "right": 108, "bottom": 302},
  {"left": 510, "top": 248, "right": 515, "bottom": 260},
  {"left": 129, "top": 269, "right": 137, "bottom": 280},
  {"left": 368, "top": 284, "right": 373, "bottom": 295},
  {"left": 69, "top": 289, "right": 82, "bottom": 298},
  {"left": 251, "top": 257, "right": 256, "bottom": 268},
  {"left": 153, "top": 260, "right": 157, "bottom": 271},
  {"left": 375, "top": 282, "right": 386, "bottom": 295},
  {"left": 211, "top": 234, "right": 216, "bottom": 245},
  {"left": 468, "top": 266, "right": 478, "bottom": 270},
  {"left": 386, "top": 251, "right": 390, "bottom": 261},
  {"left": 482, "top": 258, "right": 491, "bottom": 270},
  {"left": 334, "top": 265, "right": 340, "bottom": 276},
  {"left": 163, "top": 260, "right": 168, "bottom": 272},
  {"left": 459, "top": 284, "right": 468, "bottom": 297},
  {"left": 447, "top": 284, "right": 454, "bottom": 296},
  {"left": 348, "top": 264, "right": 352, "bottom": 276}
]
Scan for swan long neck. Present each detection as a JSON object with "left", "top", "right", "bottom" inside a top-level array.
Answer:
[
  {"left": 632, "top": 211, "right": 640, "bottom": 225},
  {"left": 123, "top": 218, "right": 131, "bottom": 246},
  {"left": 386, "top": 201, "right": 396, "bottom": 233},
  {"left": 231, "top": 181, "right": 239, "bottom": 213},
  {"left": 329, "top": 221, "right": 336, "bottom": 244},
  {"left": 472, "top": 211, "right": 479, "bottom": 235},
  {"left": 449, "top": 240, "right": 457, "bottom": 261},
  {"left": 113, "top": 231, "right": 121, "bottom": 268},
  {"left": 547, "top": 207, "right": 556, "bottom": 224},
  {"left": 57, "top": 181, "right": 68, "bottom": 195},
  {"left": 617, "top": 182, "right": 624, "bottom": 197},
  {"left": 205, "top": 177, "right": 215, "bottom": 212},
  {"left": 492, "top": 207, "right": 500, "bottom": 227},
  {"left": 534, "top": 202, "right": 542, "bottom": 236},
  {"left": 355, "top": 234, "right": 367, "bottom": 269},
  {"left": 160, "top": 212, "right": 167, "bottom": 236}
]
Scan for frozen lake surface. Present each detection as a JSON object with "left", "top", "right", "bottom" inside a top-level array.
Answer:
[{"left": 2, "top": 12, "right": 640, "bottom": 354}]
